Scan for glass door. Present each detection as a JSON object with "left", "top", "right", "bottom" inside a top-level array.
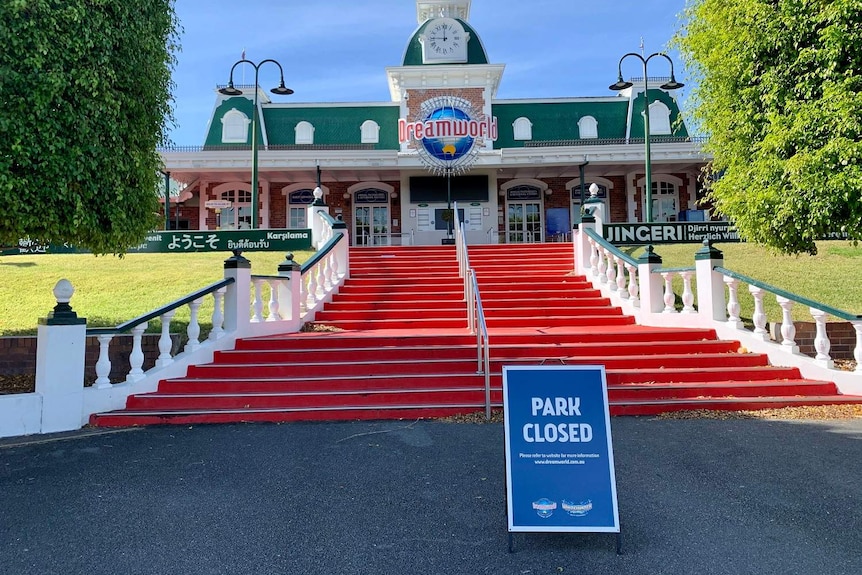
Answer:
[
  {"left": 354, "top": 205, "right": 390, "bottom": 245},
  {"left": 507, "top": 202, "right": 543, "bottom": 243}
]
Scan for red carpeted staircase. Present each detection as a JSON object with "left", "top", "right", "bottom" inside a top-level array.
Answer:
[{"left": 91, "top": 244, "right": 859, "bottom": 427}]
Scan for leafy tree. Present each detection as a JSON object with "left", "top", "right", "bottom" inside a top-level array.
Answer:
[
  {"left": 673, "top": 0, "right": 862, "bottom": 254},
  {"left": 0, "top": 0, "right": 180, "bottom": 254}
]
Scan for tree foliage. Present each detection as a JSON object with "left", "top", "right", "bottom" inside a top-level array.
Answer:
[
  {"left": 674, "top": 0, "right": 862, "bottom": 254},
  {"left": 0, "top": 0, "right": 179, "bottom": 254}
]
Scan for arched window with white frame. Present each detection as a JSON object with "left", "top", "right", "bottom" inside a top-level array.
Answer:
[
  {"left": 578, "top": 116, "right": 598, "bottom": 139},
  {"left": 513, "top": 117, "right": 533, "bottom": 141},
  {"left": 648, "top": 101, "right": 672, "bottom": 135},
  {"left": 221, "top": 109, "right": 250, "bottom": 143},
  {"left": 360, "top": 120, "right": 380, "bottom": 144},
  {"left": 295, "top": 121, "right": 315, "bottom": 145}
]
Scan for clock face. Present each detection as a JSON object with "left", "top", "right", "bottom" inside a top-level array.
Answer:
[{"left": 427, "top": 21, "right": 463, "bottom": 57}]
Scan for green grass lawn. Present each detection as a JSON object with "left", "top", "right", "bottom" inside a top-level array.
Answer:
[
  {"left": 0, "top": 251, "right": 313, "bottom": 336},
  {"left": 1, "top": 241, "right": 860, "bottom": 337}
]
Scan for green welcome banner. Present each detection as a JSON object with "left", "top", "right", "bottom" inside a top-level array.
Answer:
[
  {"left": 1, "top": 229, "right": 313, "bottom": 256},
  {"left": 602, "top": 222, "right": 740, "bottom": 245}
]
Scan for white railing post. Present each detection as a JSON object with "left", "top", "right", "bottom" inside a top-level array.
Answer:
[
  {"left": 661, "top": 272, "right": 677, "bottom": 313},
  {"left": 776, "top": 296, "right": 800, "bottom": 354},
  {"left": 35, "top": 280, "right": 87, "bottom": 433},
  {"left": 223, "top": 251, "right": 252, "bottom": 334},
  {"left": 810, "top": 308, "right": 834, "bottom": 369},
  {"left": 308, "top": 188, "right": 330, "bottom": 249},
  {"left": 680, "top": 271, "right": 696, "bottom": 313},
  {"left": 748, "top": 286, "right": 770, "bottom": 341},
  {"left": 125, "top": 323, "right": 147, "bottom": 383},
  {"left": 637, "top": 246, "right": 664, "bottom": 314},
  {"left": 694, "top": 241, "right": 727, "bottom": 322},
  {"left": 624, "top": 263, "right": 640, "bottom": 307},
  {"left": 93, "top": 334, "right": 114, "bottom": 389},
  {"left": 156, "top": 310, "right": 175, "bottom": 368},
  {"left": 185, "top": 298, "right": 202, "bottom": 352},
  {"left": 209, "top": 287, "right": 227, "bottom": 341},
  {"left": 724, "top": 277, "right": 743, "bottom": 329},
  {"left": 251, "top": 278, "right": 266, "bottom": 323}
]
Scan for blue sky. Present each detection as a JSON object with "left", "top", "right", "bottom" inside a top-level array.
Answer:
[{"left": 168, "top": 0, "right": 690, "bottom": 144}]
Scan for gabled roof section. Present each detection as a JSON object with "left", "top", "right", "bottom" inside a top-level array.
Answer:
[
  {"left": 204, "top": 95, "right": 263, "bottom": 147},
  {"left": 629, "top": 89, "right": 690, "bottom": 139},
  {"left": 492, "top": 99, "right": 630, "bottom": 148},
  {"left": 401, "top": 18, "right": 489, "bottom": 66}
]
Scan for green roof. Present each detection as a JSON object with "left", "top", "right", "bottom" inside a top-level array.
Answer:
[
  {"left": 629, "top": 89, "right": 690, "bottom": 139},
  {"left": 205, "top": 99, "right": 401, "bottom": 149},
  {"left": 401, "top": 19, "right": 489, "bottom": 66},
  {"left": 492, "top": 100, "right": 630, "bottom": 148}
]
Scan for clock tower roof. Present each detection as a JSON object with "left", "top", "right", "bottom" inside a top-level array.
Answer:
[{"left": 401, "top": 16, "right": 488, "bottom": 66}]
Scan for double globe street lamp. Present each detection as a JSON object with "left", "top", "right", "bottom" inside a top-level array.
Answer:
[
  {"left": 609, "top": 53, "right": 683, "bottom": 223},
  {"left": 219, "top": 59, "right": 293, "bottom": 230}
]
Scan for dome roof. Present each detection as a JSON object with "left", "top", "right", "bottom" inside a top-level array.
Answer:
[{"left": 401, "top": 18, "right": 489, "bottom": 66}]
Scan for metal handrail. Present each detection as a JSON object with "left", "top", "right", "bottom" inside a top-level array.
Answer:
[{"left": 453, "top": 206, "right": 492, "bottom": 419}]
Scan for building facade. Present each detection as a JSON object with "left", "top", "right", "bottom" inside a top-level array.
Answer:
[{"left": 161, "top": 0, "right": 707, "bottom": 246}]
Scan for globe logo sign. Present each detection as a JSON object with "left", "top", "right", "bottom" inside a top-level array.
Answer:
[
  {"left": 420, "top": 106, "right": 474, "bottom": 162},
  {"left": 398, "top": 96, "right": 498, "bottom": 175}
]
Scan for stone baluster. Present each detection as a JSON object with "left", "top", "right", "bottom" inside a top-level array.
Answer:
[
  {"left": 661, "top": 272, "right": 677, "bottom": 313},
  {"left": 625, "top": 263, "right": 639, "bottom": 307},
  {"left": 305, "top": 272, "right": 318, "bottom": 310},
  {"left": 605, "top": 250, "right": 616, "bottom": 291},
  {"left": 266, "top": 279, "right": 280, "bottom": 321},
  {"left": 316, "top": 261, "right": 327, "bottom": 300},
  {"left": 748, "top": 286, "right": 770, "bottom": 341},
  {"left": 93, "top": 334, "right": 114, "bottom": 389},
  {"left": 776, "top": 296, "right": 800, "bottom": 353},
  {"left": 156, "top": 310, "right": 175, "bottom": 368},
  {"left": 209, "top": 287, "right": 226, "bottom": 341},
  {"left": 809, "top": 308, "right": 833, "bottom": 368},
  {"left": 125, "top": 322, "right": 147, "bottom": 383},
  {"left": 251, "top": 278, "right": 265, "bottom": 323},
  {"left": 723, "top": 276, "right": 743, "bottom": 329},
  {"left": 589, "top": 239, "right": 599, "bottom": 277},
  {"left": 185, "top": 298, "right": 202, "bottom": 351},
  {"left": 597, "top": 247, "right": 608, "bottom": 284},
  {"left": 615, "top": 257, "right": 627, "bottom": 297},
  {"left": 680, "top": 271, "right": 696, "bottom": 313}
]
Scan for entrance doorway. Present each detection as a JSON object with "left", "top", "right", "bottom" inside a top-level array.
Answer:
[
  {"left": 354, "top": 205, "right": 390, "bottom": 246},
  {"left": 507, "top": 202, "right": 542, "bottom": 243}
]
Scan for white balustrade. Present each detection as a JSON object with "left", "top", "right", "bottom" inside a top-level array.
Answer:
[
  {"left": 266, "top": 279, "right": 281, "bottom": 321},
  {"left": 93, "top": 334, "right": 114, "bottom": 389},
  {"left": 615, "top": 257, "right": 627, "bottom": 297},
  {"left": 209, "top": 287, "right": 226, "bottom": 341},
  {"left": 185, "top": 298, "right": 202, "bottom": 352},
  {"left": 252, "top": 278, "right": 266, "bottom": 323},
  {"left": 748, "top": 286, "right": 770, "bottom": 341},
  {"left": 776, "top": 296, "right": 800, "bottom": 353},
  {"left": 680, "top": 271, "right": 695, "bottom": 314},
  {"left": 723, "top": 276, "right": 743, "bottom": 328},
  {"left": 589, "top": 239, "right": 599, "bottom": 277},
  {"left": 597, "top": 247, "right": 608, "bottom": 284},
  {"left": 605, "top": 249, "right": 616, "bottom": 291},
  {"left": 810, "top": 308, "right": 833, "bottom": 368},
  {"left": 156, "top": 310, "right": 176, "bottom": 368},
  {"left": 125, "top": 323, "right": 147, "bottom": 383},
  {"left": 661, "top": 272, "right": 677, "bottom": 313},
  {"left": 625, "top": 263, "right": 639, "bottom": 306}
]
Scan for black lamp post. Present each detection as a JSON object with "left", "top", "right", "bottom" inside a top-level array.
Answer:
[
  {"left": 219, "top": 58, "right": 293, "bottom": 229},
  {"left": 609, "top": 52, "right": 683, "bottom": 223}
]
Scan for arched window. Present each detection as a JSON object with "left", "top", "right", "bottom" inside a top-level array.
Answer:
[
  {"left": 513, "top": 117, "right": 533, "bottom": 141},
  {"left": 578, "top": 116, "right": 598, "bottom": 139},
  {"left": 648, "top": 101, "right": 672, "bottom": 135},
  {"left": 221, "top": 109, "right": 250, "bottom": 143},
  {"left": 360, "top": 120, "right": 380, "bottom": 144},
  {"left": 295, "top": 121, "right": 315, "bottom": 145}
]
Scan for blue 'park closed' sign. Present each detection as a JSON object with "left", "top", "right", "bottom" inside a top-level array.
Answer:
[{"left": 503, "top": 366, "right": 620, "bottom": 533}]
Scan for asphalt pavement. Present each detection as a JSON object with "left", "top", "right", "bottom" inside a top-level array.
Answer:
[{"left": 2, "top": 416, "right": 861, "bottom": 575}]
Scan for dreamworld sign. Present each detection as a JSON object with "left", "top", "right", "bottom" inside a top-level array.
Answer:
[{"left": 398, "top": 96, "right": 497, "bottom": 172}]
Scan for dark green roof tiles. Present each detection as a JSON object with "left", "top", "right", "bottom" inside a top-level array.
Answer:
[{"left": 492, "top": 99, "right": 630, "bottom": 148}]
